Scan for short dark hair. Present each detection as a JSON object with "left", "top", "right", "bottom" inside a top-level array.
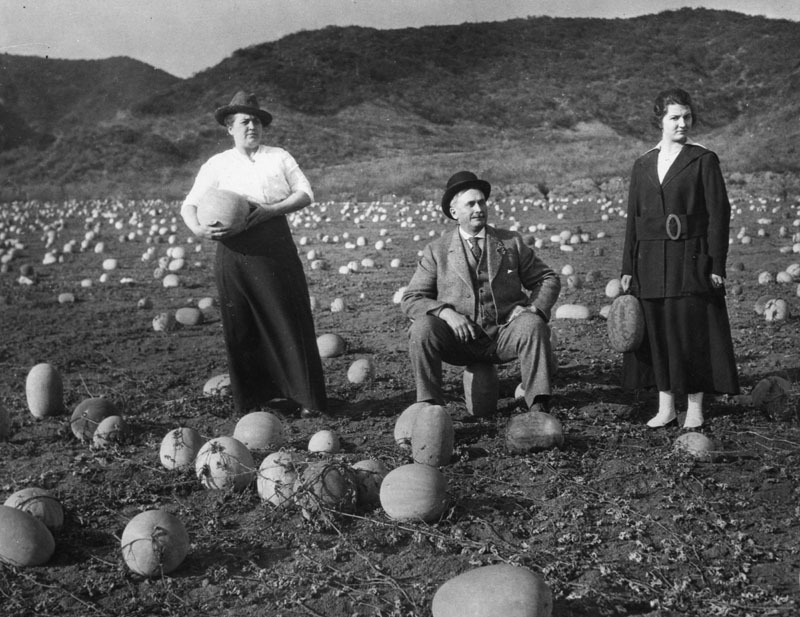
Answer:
[{"left": 652, "top": 88, "right": 697, "bottom": 129}]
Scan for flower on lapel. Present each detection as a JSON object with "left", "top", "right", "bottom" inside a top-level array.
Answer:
[{"left": 496, "top": 242, "right": 507, "bottom": 257}]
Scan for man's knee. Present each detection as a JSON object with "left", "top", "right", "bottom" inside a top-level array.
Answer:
[{"left": 408, "top": 314, "right": 446, "bottom": 346}]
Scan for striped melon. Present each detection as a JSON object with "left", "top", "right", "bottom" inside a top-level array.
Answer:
[{"left": 607, "top": 294, "right": 645, "bottom": 352}]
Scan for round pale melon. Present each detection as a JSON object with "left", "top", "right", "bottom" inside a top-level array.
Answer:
[
  {"left": 463, "top": 363, "right": 499, "bottom": 417},
  {"left": 162, "top": 274, "right": 180, "bottom": 288},
  {"left": 379, "top": 463, "right": 448, "bottom": 523},
  {"left": 764, "top": 298, "right": 789, "bottom": 322},
  {"left": 605, "top": 278, "right": 622, "bottom": 299},
  {"left": 196, "top": 187, "right": 249, "bottom": 228},
  {"left": 674, "top": 432, "right": 717, "bottom": 462},
  {"left": 175, "top": 307, "right": 204, "bottom": 326},
  {"left": 347, "top": 358, "right": 374, "bottom": 384},
  {"left": 203, "top": 373, "right": 231, "bottom": 396},
  {"left": 25, "top": 363, "right": 64, "bottom": 418},
  {"left": 233, "top": 411, "right": 285, "bottom": 450},
  {"left": 4, "top": 488, "right": 64, "bottom": 533},
  {"left": 152, "top": 311, "right": 177, "bottom": 331},
  {"left": 607, "top": 294, "right": 645, "bottom": 352},
  {"left": 195, "top": 436, "right": 255, "bottom": 491},
  {"left": 92, "top": 415, "right": 128, "bottom": 448},
  {"left": 297, "top": 461, "right": 358, "bottom": 514},
  {"left": 432, "top": 563, "right": 552, "bottom": 617},
  {"left": 120, "top": 509, "right": 189, "bottom": 577},
  {"left": 308, "top": 429, "right": 340, "bottom": 453},
  {"left": 0, "top": 505, "right": 55, "bottom": 567},
  {"left": 159, "top": 427, "right": 205, "bottom": 470},
  {"left": 317, "top": 333, "right": 346, "bottom": 358},
  {"left": 352, "top": 459, "right": 389, "bottom": 508},
  {"left": 506, "top": 411, "right": 564, "bottom": 454},
  {"left": 70, "top": 397, "right": 118, "bottom": 442},
  {"left": 257, "top": 451, "right": 304, "bottom": 507},
  {"left": 411, "top": 405, "right": 454, "bottom": 467},
  {"left": 394, "top": 402, "right": 429, "bottom": 450}
]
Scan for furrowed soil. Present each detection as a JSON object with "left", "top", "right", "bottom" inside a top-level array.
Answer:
[{"left": 0, "top": 185, "right": 798, "bottom": 617}]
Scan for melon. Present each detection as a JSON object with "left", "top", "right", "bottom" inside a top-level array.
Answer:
[
  {"left": 394, "top": 402, "right": 428, "bottom": 449},
  {"left": 152, "top": 311, "right": 177, "bottom": 331},
  {"left": 195, "top": 436, "right": 255, "bottom": 491},
  {"left": 120, "top": 509, "right": 189, "bottom": 577},
  {"left": 432, "top": 564, "right": 552, "bottom": 617},
  {"left": 257, "top": 451, "right": 304, "bottom": 507},
  {"left": 70, "top": 397, "right": 118, "bottom": 442},
  {"left": 317, "top": 333, "right": 346, "bottom": 358},
  {"left": 175, "top": 307, "right": 204, "bottom": 326},
  {"left": 296, "top": 461, "right": 358, "bottom": 515},
  {"left": 352, "top": 459, "right": 389, "bottom": 508},
  {"left": 92, "top": 415, "right": 128, "bottom": 448},
  {"left": 463, "top": 363, "right": 499, "bottom": 417},
  {"left": 764, "top": 298, "right": 790, "bottom": 322},
  {"left": 411, "top": 405, "right": 454, "bottom": 467},
  {"left": 751, "top": 376, "right": 792, "bottom": 416},
  {"left": 203, "top": 373, "right": 231, "bottom": 396},
  {"left": 754, "top": 294, "right": 773, "bottom": 315},
  {"left": 347, "top": 358, "right": 374, "bottom": 384},
  {"left": 506, "top": 411, "right": 564, "bottom": 454},
  {"left": 25, "top": 363, "right": 64, "bottom": 418},
  {"left": 196, "top": 186, "right": 249, "bottom": 228},
  {"left": 308, "top": 429, "right": 340, "bottom": 453},
  {"left": 379, "top": 463, "right": 448, "bottom": 523},
  {"left": 554, "top": 304, "right": 591, "bottom": 320},
  {"left": 4, "top": 487, "right": 64, "bottom": 533},
  {"left": 159, "top": 427, "right": 205, "bottom": 470},
  {"left": 232, "top": 411, "right": 285, "bottom": 450},
  {"left": 607, "top": 294, "right": 645, "bottom": 352},
  {"left": 605, "top": 278, "right": 622, "bottom": 299},
  {"left": 0, "top": 505, "right": 55, "bottom": 566},
  {"left": 674, "top": 432, "right": 718, "bottom": 462}
]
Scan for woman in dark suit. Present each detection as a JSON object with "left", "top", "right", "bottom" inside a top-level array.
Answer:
[{"left": 620, "top": 88, "right": 739, "bottom": 429}]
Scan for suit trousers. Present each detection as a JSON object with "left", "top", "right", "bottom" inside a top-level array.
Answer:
[{"left": 408, "top": 311, "right": 553, "bottom": 409}]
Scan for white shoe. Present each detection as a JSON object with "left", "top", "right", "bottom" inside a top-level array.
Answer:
[
  {"left": 683, "top": 409, "right": 704, "bottom": 429},
  {"left": 646, "top": 410, "right": 677, "bottom": 428}
]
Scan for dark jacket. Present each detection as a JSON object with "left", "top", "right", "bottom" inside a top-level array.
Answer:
[
  {"left": 401, "top": 225, "right": 561, "bottom": 325},
  {"left": 621, "top": 144, "right": 731, "bottom": 298}
]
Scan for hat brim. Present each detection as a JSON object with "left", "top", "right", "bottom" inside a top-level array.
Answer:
[
  {"left": 441, "top": 179, "right": 491, "bottom": 219},
  {"left": 214, "top": 105, "right": 273, "bottom": 127}
]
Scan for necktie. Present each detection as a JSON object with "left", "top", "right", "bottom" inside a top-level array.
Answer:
[{"left": 469, "top": 237, "right": 482, "bottom": 262}]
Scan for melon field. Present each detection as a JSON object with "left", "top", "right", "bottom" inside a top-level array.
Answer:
[{"left": 0, "top": 182, "right": 799, "bottom": 617}]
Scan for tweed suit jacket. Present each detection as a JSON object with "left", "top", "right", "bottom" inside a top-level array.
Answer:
[{"left": 401, "top": 225, "right": 561, "bottom": 327}]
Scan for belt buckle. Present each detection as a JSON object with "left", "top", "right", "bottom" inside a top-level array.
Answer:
[{"left": 666, "top": 213, "right": 681, "bottom": 240}]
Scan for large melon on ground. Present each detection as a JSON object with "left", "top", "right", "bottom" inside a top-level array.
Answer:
[
  {"left": 70, "top": 397, "right": 118, "bottom": 442},
  {"left": 432, "top": 563, "right": 552, "bottom": 617},
  {"left": 4, "top": 488, "right": 64, "bottom": 533},
  {"left": 159, "top": 427, "right": 205, "bottom": 470},
  {"left": 195, "top": 436, "right": 255, "bottom": 491},
  {"left": 506, "top": 411, "right": 564, "bottom": 454},
  {"left": 607, "top": 294, "right": 645, "bottom": 352},
  {"left": 232, "top": 411, "right": 285, "bottom": 450},
  {"left": 379, "top": 463, "right": 448, "bottom": 523},
  {"left": 0, "top": 505, "right": 55, "bottom": 567},
  {"left": 120, "top": 509, "right": 189, "bottom": 577},
  {"left": 25, "top": 363, "right": 64, "bottom": 418}
]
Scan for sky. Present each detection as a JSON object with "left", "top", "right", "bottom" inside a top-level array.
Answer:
[{"left": 1, "top": 0, "right": 799, "bottom": 78}]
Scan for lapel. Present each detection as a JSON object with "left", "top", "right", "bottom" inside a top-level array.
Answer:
[
  {"left": 447, "top": 229, "right": 473, "bottom": 289},
  {"left": 661, "top": 144, "right": 705, "bottom": 187},
  {"left": 643, "top": 149, "right": 661, "bottom": 191}
]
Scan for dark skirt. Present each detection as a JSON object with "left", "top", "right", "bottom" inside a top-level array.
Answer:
[
  {"left": 622, "top": 292, "right": 739, "bottom": 396},
  {"left": 215, "top": 215, "right": 327, "bottom": 413}
]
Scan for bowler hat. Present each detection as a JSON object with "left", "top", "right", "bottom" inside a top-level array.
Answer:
[
  {"left": 441, "top": 171, "right": 491, "bottom": 219},
  {"left": 214, "top": 91, "right": 273, "bottom": 127}
]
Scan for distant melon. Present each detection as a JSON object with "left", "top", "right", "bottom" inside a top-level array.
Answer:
[
  {"left": 233, "top": 411, "right": 285, "bottom": 450},
  {"left": 317, "top": 333, "right": 346, "bottom": 358},
  {"left": 607, "top": 294, "right": 645, "bottom": 352},
  {"left": 195, "top": 436, "right": 254, "bottom": 491},
  {"left": 554, "top": 304, "right": 591, "bottom": 320},
  {"left": 506, "top": 411, "right": 564, "bottom": 454},
  {"left": 25, "top": 363, "right": 64, "bottom": 419},
  {"left": 92, "top": 415, "right": 128, "bottom": 448},
  {"left": 196, "top": 186, "right": 249, "bottom": 228},
  {"left": 257, "top": 451, "right": 304, "bottom": 507},
  {"left": 432, "top": 564, "right": 552, "bottom": 617},
  {"left": 70, "top": 397, "right": 118, "bottom": 442},
  {"left": 203, "top": 373, "right": 231, "bottom": 396},
  {"left": 308, "top": 429, "right": 340, "bottom": 454},
  {"left": 674, "top": 432, "right": 718, "bottom": 462},
  {"left": 0, "top": 505, "right": 55, "bottom": 567},
  {"left": 175, "top": 307, "right": 204, "bottom": 326},
  {"left": 347, "top": 358, "right": 374, "bottom": 384},
  {"left": 297, "top": 461, "right": 358, "bottom": 515}
]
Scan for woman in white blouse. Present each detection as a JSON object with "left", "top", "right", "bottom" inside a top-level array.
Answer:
[{"left": 181, "top": 91, "right": 327, "bottom": 418}]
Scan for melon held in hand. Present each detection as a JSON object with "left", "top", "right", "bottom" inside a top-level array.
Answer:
[{"left": 196, "top": 186, "right": 249, "bottom": 228}]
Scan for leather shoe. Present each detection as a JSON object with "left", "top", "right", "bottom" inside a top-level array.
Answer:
[{"left": 299, "top": 407, "right": 323, "bottom": 419}]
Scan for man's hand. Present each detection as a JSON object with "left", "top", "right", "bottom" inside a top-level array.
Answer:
[
  {"left": 439, "top": 307, "right": 479, "bottom": 343},
  {"left": 620, "top": 274, "right": 632, "bottom": 293}
]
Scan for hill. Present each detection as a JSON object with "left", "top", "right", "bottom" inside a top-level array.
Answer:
[{"left": 1, "top": 8, "right": 799, "bottom": 201}]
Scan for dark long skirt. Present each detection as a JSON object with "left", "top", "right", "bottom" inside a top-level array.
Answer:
[
  {"left": 215, "top": 216, "right": 327, "bottom": 413},
  {"left": 622, "top": 292, "right": 739, "bottom": 395}
]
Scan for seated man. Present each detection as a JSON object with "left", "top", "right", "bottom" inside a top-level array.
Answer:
[{"left": 401, "top": 171, "right": 561, "bottom": 413}]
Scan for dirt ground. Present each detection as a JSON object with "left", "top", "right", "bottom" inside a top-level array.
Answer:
[{"left": 0, "top": 184, "right": 798, "bottom": 617}]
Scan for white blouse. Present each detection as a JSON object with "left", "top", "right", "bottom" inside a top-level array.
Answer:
[{"left": 184, "top": 146, "right": 313, "bottom": 207}]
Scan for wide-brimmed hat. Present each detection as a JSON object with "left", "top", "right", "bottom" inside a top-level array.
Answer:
[
  {"left": 214, "top": 91, "right": 273, "bottom": 127},
  {"left": 441, "top": 171, "right": 491, "bottom": 219}
]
